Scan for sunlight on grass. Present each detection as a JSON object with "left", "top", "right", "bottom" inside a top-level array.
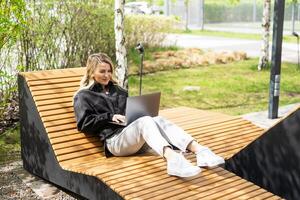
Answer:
[
  {"left": 129, "top": 59, "right": 300, "bottom": 115},
  {"left": 174, "top": 30, "right": 298, "bottom": 44}
]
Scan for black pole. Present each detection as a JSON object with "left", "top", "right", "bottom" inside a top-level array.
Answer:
[
  {"left": 136, "top": 43, "right": 144, "bottom": 96},
  {"left": 268, "top": 0, "right": 285, "bottom": 119},
  {"left": 293, "top": 32, "right": 300, "bottom": 70},
  {"left": 298, "top": 36, "right": 300, "bottom": 70},
  {"left": 139, "top": 53, "right": 144, "bottom": 96}
]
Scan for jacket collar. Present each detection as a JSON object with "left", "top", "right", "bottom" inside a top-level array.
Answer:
[{"left": 89, "top": 81, "right": 115, "bottom": 93}]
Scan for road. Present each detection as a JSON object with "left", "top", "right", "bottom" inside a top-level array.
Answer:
[{"left": 165, "top": 34, "right": 299, "bottom": 64}]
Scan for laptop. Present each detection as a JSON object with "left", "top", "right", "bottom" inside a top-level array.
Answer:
[{"left": 109, "top": 92, "right": 161, "bottom": 126}]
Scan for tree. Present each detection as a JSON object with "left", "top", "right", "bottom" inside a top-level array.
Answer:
[
  {"left": 258, "top": 0, "right": 271, "bottom": 70},
  {"left": 0, "top": 0, "right": 27, "bottom": 49},
  {"left": 184, "top": 0, "right": 189, "bottom": 31},
  {"left": 114, "top": 0, "right": 128, "bottom": 89}
]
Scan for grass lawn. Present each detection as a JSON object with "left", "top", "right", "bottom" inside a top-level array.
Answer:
[
  {"left": 175, "top": 29, "right": 298, "bottom": 44},
  {"left": 0, "top": 125, "right": 20, "bottom": 163},
  {"left": 129, "top": 58, "right": 300, "bottom": 116}
]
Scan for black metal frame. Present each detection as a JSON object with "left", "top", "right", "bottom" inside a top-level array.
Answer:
[
  {"left": 225, "top": 107, "right": 300, "bottom": 200},
  {"left": 268, "top": 0, "right": 285, "bottom": 119},
  {"left": 18, "top": 75, "right": 123, "bottom": 200}
]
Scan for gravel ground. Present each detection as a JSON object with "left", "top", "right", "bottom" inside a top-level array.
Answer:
[
  {"left": 0, "top": 161, "right": 40, "bottom": 199},
  {"left": 0, "top": 161, "right": 78, "bottom": 200}
]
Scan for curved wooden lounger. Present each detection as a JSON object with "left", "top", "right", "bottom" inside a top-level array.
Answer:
[{"left": 18, "top": 68, "right": 282, "bottom": 200}]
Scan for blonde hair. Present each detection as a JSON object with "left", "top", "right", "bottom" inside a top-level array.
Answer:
[{"left": 74, "top": 53, "right": 116, "bottom": 98}]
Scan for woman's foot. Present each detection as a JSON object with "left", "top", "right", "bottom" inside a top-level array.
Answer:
[
  {"left": 167, "top": 153, "right": 201, "bottom": 177},
  {"left": 196, "top": 148, "right": 225, "bottom": 167}
]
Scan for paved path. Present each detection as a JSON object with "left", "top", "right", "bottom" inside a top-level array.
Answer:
[
  {"left": 165, "top": 34, "right": 299, "bottom": 63},
  {"left": 243, "top": 103, "right": 300, "bottom": 129}
]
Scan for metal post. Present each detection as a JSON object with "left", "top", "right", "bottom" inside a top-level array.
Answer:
[
  {"left": 139, "top": 53, "right": 144, "bottom": 96},
  {"left": 293, "top": 32, "right": 300, "bottom": 70},
  {"left": 136, "top": 43, "right": 144, "bottom": 96},
  {"left": 268, "top": 0, "right": 285, "bottom": 119}
]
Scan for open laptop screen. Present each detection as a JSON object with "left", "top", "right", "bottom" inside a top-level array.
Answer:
[{"left": 109, "top": 92, "right": 161, "bottom": 126}]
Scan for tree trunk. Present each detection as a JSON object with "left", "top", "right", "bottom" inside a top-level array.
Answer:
[
  {"left": 258, "top": 0, "right": 271, "bottom": 70},
  {"left": 114, "top": 0, "right": 128, "bottom": 89},
  {"left": 185, "top": 0, "right": 189, "bottom": 31}
]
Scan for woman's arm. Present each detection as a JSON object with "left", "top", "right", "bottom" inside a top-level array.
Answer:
[
  {"left": 73, "top": 93, "right": 114, "bottom": 134},
  {"left": 78, "top": 112, "right": 113, "bottom": 134}
]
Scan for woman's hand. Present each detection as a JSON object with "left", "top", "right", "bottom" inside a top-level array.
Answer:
[{"left": 112, "top": 114, "right": 125, "bottom": 123}]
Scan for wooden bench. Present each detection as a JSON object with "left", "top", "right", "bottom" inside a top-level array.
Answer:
[{"left": 18, "top": 68, "right": 283, "bottom": 200}]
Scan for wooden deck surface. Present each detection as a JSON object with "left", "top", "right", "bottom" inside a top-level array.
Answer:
[{"left": 20, "top": 68, "right": 283, "bottom": 200}]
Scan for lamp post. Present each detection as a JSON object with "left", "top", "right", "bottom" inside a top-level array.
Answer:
[
  {"left": 136, "top": 43, "right": 144, "bottom": 96},
  {"left": 268, "top": 0, "right": 285, "bottom": 119},
  {"left": 293, "top": 32, "right": 300, "bottom": 70}
]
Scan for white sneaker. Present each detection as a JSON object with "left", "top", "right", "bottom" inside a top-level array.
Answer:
[
  {"left": 196, "top": 148, "right": 225, "bottom": 167},
  {"left": 167, "top": 153, "right": 201, "bottom": 177}
]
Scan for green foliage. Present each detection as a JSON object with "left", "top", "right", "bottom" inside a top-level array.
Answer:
[
  {"left": 0, "top": 125, "right": 20, "bottom": 163},
  {"left": 0, "top": 69, "right": 18, "bottom": 117},
  {"left": 125, "top": 15, "right": 178, "bottom": 48},
  {"left": 0, "top": 0, "right": 27, "bottom": 49},
  {"left": 20, "top": 1, "right": 115, "bottom": 70},
  {"left": 18, "top": 2, "right": 176, "bottom": 71}
]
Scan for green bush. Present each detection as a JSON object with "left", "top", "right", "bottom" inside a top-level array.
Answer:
[
  {"left": 20, "top": 1, "right": 115, "bottom": 70},
  {"left": 125, "top": 15, "right": 178, "bottom": 48}
]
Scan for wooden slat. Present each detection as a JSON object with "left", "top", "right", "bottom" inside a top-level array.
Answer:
[
  {"left": 46, "top": 123, "right": 77, "bottom": 133},
  {"left": 32, "top": 86, "right": 78, "bottom": 96},
  {"left": 48, "top": 130, "right": 81, "bottom": 139},
  {"left": 37, "top": 102, "right": 73, "bottom": 112},
  {"left": 36, "top": 97, "right": 72, "bottom": 107},
  {"left": 28, "top": 76, "right": 82, "bottom": 86},
  {"left": 57, "top": 147, "right": 103, "bottom": 162},
  {"left": 31, "top": 82, "right": 80, "bottom": 91},
  {"left": 42, "top": 113, "right": 76, "bottom": 123},
  {"left": 51, "top": 135, "right": 98, "bottom": 147},
  {"left": 44, "top": 118, "right": 76, "bottom": 128},
  {"left": 21, "top": 67, "right": 84, "bottom": 81},
  {"left": 39, "top": 107, "right": 74, "bottom": 117},
  {"left": 55, "top": 141, "right": 102, "bottom": 156},
  {"left": 34, "top": 91, "right": 75, "bottom": 101}
]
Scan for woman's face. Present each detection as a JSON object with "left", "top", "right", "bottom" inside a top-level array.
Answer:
[{"left": 92, "top": 62, "right": 112, "bottom": 86}]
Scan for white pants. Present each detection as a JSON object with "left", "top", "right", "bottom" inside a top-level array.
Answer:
[{"left": 106, "top": 116, "right": 199, "bottom": 157}]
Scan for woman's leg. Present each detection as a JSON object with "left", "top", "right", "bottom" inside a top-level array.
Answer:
[
  {"left": 106, "top": 116, "right": 201, "bottom": 177},
  {"left": 153, "top": 116, "right": 207, "bottom": 153},
  {"left": 106, "top": 116, "right": 170, "bottom": 157},
  {"left": 153, "top": 116, "right": 225, "bottom": 167}
]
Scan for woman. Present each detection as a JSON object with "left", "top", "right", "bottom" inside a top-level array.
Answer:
[{"left": 73, "top": 53, "right": 224, "bottom": 178}]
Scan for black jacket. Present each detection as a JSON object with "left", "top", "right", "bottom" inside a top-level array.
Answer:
[{"left": 73, "top": 81, "right": 128, "bottom": 156}]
